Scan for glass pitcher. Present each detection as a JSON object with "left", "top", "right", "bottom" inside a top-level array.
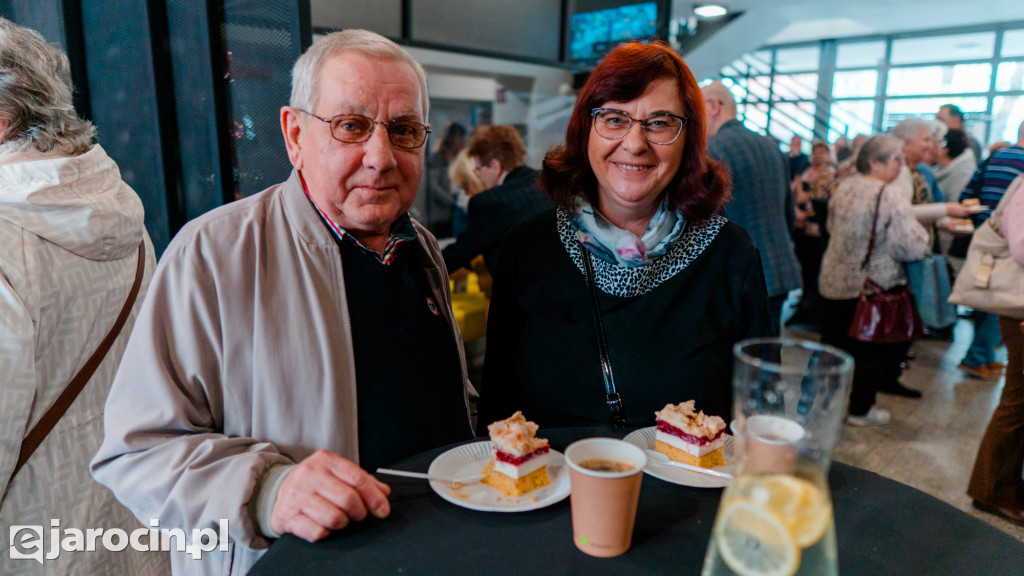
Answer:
[{"left": 702, "top": 338, "right": 854, "bottom": 576}]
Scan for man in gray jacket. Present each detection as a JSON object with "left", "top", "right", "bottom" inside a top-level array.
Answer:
[
  {"left": 702, "top": 81, "right": 801, "bottom": 335},
  {"left": 92, "top": 30, "right": 474, "bottom": 576}
]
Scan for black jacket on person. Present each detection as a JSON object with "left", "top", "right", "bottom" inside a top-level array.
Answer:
[
  {"left": 441, "top": 166, "right": 552, "bottom": 274},
  {"left": 478, "top": 209, "right": 771, "bottom": 431}
]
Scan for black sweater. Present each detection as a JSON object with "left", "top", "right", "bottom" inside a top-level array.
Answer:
[{"left": 478, "top": 209, "right": 771, "bottom": 431}]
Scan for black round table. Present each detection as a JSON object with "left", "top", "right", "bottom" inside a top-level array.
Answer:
[{"left": 249, "top": 427, "right": 1024, "bottom": 575}]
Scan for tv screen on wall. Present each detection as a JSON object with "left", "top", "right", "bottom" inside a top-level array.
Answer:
[{"left": 569, "top": 2, "right": 658, "bottom": 69}]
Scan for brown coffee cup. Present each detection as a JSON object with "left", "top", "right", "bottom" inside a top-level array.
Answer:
[
  {"left": 733, "top": 415, "right": 806, "bottom": 475},
  {"left": 564, "top": 438, "right": 647, "bottom": 558}
]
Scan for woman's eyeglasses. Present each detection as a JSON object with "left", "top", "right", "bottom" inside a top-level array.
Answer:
[
  {"left": 590, "top": 108, "right": 687, "bottom": 145},
  {"left": 297, "top": 110, "right": 431, "bottom": 149}
]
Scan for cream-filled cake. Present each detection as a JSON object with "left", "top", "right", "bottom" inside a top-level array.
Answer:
[
  {"left": 654, "top": 401, "right": 727, "bottom": 468},
  {"left": 480, "top": 411, "right": 551, "bottom": 496}
]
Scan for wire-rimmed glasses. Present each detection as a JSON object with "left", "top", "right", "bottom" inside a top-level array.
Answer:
[
  {"left": 297, "top": 109, "right": 431, "bottom": 149},
  {"left": 590, "top": 108, "right": 687, "bottom": 145}
]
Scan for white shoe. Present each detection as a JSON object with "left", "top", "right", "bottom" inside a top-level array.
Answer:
[{"left": 845, "top": 407, "right": 891, "bottom": 427}]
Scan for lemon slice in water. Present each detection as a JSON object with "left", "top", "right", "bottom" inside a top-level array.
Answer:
[
  {"left": 715, "top": 500, "right": 799, "bottom": 576},
  {"left": 746, "top": 475, "right": 832, "bottom": 548}
]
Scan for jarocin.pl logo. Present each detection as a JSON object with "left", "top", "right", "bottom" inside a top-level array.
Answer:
[{"left": 9, "top": 519, "right": 229, "bottom": 563}]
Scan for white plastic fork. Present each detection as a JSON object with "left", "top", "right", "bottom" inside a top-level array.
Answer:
[{"left": 376, "top": 468, "right": 484, "bottom": 484}]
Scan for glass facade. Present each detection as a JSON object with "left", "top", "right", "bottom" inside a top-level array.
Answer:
[{"left": 720, "top": 23, "right": 1024, "bottom": 152}]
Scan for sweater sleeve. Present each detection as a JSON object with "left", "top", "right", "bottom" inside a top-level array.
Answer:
[
  {"left": 884, "top": 193, "right": 931, "bottom": 263},
  {"left": 90, "top": 238, "right": 294, "bottom": 551},
  {"left": 441, "top": 194, "right": 502, "bottom": 273},
  {"left": 476, "top": 226, "right": 527, "bottom": 434},
  {"left": 736, "top": 240, "right": 773, "bottom": 340},
  {"left": 911, "top": 203, "right": 949, "bottom": 224}
]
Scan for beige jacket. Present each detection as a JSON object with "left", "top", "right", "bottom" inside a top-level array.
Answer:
[
  {"left": 0, "top": 145, "right": 165, "bottom": 575},
  {"left": 92, "top": 171, "right": 472, "bottom": 576},
  {"left": 819, "top": 173, "right": 931, "bottom": 300}
]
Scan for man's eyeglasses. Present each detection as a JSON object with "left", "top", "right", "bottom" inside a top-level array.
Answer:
[
  {"left": 888, "top": 153, "right": 907, "bottom": 161},
  {"left": 591, "top": 108, "right": 687, "bottom": 145},
  {"left": 297, "top": 109, "right": 430, "bottom": 149}
]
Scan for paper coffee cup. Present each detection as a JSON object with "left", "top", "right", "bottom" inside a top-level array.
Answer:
[
  {"left": 564, "top": 438, "right": 647, "bottom": 558},
  {"left": 733, "top": 415, "right": 806, "bottom": 475}
]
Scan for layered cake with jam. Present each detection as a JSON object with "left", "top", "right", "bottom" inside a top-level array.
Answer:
[
  {"left": 654, "top": 401, "right": 727, "bottom": 468},
  {"left": 480, "top": 411, "right": 551, "bottom": 496}
]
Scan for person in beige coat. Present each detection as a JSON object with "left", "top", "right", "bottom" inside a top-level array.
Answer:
[
  {"left": 0, "top": 18, "right": 165, "bottom": 576},
  {"left": 92, "top": 29, "right": 474, "bottom": 576}
]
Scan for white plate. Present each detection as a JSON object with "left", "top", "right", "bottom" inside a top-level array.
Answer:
[
  {"left": 623, "top": 427, "right": 735, "bottom": 488},
  {"left": 427, "top": 441, "right": 570, "bottom": 512},
  {"left": 968, "top": 204, "right": 991, "bottom": 214}
]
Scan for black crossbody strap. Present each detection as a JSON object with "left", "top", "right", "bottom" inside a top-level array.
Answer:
[
  {"left": 861, "top": 187, "right": 886, "bottom": 271},
  {"left": 580, "top": 249, "right": 626, "bottom": 427},
  {"left": 3, "top": 242, "right": 145, "bottom": 505}
]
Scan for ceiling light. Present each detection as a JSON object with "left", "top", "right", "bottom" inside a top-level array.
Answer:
[{"left": 694, "top": 4, "right": 728, "bottom": 18}]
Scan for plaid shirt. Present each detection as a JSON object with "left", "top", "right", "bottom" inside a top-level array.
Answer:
[
  {"left": 300, "top": 174, "right": 417, "bottom": 265},
  {"left": 708, "top": 120, "right": 802, "bottom": 297}
]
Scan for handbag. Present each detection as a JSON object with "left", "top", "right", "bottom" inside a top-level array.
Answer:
[
  {"left": 1, "top": 242, "right": 146, "bottom": 504},
  {"left": 905, "top": 255, "right": 958, "bottom": 330},
  {"left": 948, "top": 175, "right": 1024, "bottom": 319},
  {"left": 847, "top": 189, "right": 923, "bottom": 343}
]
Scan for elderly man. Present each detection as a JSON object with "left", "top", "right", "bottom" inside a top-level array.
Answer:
[
  {"left": 92, "top": 30, "right": 474, "bottom": 575},
  {"left": 702, "top": 81, "right": 801, "bottom": 335},
  {"left": 0, "top": 19, "right": 165, "bottom": 576},
  {"left": 937, "top": 104, "right": 982, "bottom": 161},
  {"left": 440, "top": 124, "right": 551, "bottom": 274}
]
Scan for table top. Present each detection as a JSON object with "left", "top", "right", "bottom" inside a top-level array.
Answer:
[{"left": 249, "top": 427, "right": 1024, "bottom": 575}]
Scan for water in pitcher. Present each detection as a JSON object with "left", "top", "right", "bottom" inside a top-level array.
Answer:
[
  {"left": 701, "top": 467, "right": 837, "bottom": 576},
  {"left": 702, "top": 338, "right": 852, "bottom": 576}
]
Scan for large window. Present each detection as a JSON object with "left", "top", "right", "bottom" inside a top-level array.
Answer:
[{"left": 719, "top": 23, "right": 1024, "bottom": 152}]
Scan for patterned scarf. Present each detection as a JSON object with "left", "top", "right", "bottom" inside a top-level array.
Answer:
[
  {"left": 571, "top": 197, "right": 686, "bottom": 268},
  {"left": 909, "top": 165, "right": 933, "bottom": 205}
]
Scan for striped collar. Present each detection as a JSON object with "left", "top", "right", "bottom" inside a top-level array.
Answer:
[{"left": 298, "top": 171, "right": 417, "bottom": 266}]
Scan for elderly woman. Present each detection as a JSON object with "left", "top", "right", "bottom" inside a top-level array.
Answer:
[
  {"left": 0, "top": 19, "right": 164, "bottom": 575},
  {"left": 477, "top": 42, "right": 771, "bottom": 429},
  {"left": 934, "top": 128, "right": 978, "bottom": 204},
  {"left": 818, "top": 135, "right": 931, "bottom": 427}
]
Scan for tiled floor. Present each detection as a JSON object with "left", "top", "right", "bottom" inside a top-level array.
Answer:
[{"left": 784, "top": 315, "right": 1024, "bottom": 542}]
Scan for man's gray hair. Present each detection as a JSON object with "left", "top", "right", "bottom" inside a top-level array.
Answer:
[
  {"left": 0, "top": 18, "right": 94, "bottom": 154},
  {"left": 891, "top": 117, "right": 930, "bottom": 143},
  {"left": 927, "top": 119, "right": 948, "bottom": 143},
  {"left": 855, "top": 134, "right": 902, "bottom": 175},
  {"left": 290, "top": 29, "right": 428, "bottom": 118}
]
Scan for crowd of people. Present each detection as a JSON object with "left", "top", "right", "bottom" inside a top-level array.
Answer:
[{"left": 2, "top": 17, "right": 1024, "bottom": 576}]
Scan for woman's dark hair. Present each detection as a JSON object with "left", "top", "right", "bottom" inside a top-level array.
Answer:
[
  {"left": 944, "top": 128, "right": 968, "bottom": 159},
  {"left": 434, "top": 122, "right": 467, "bottom": 160},
  {"left": 539, "top": 41, "right": 729, "bottom": 224}
]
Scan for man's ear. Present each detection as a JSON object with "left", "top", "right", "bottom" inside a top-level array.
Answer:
[
  {"left": 705, "top": 99, "right": 721, "bottom": 118},
  {"left": 280, "top": 106, "right": 304, "bottom": 169}
]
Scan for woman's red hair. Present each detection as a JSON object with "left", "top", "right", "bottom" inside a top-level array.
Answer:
[{"left": 540, "top": 41, "right": 729, "bottom": 224}]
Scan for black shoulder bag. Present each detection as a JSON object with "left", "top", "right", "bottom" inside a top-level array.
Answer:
[{"left": 580, "top": 249, "right": 627, "bottom": 427}]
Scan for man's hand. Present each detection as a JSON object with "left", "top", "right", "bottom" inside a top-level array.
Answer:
[{"left": 270, "top": 450, "right": 391, "bottom": 542}]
